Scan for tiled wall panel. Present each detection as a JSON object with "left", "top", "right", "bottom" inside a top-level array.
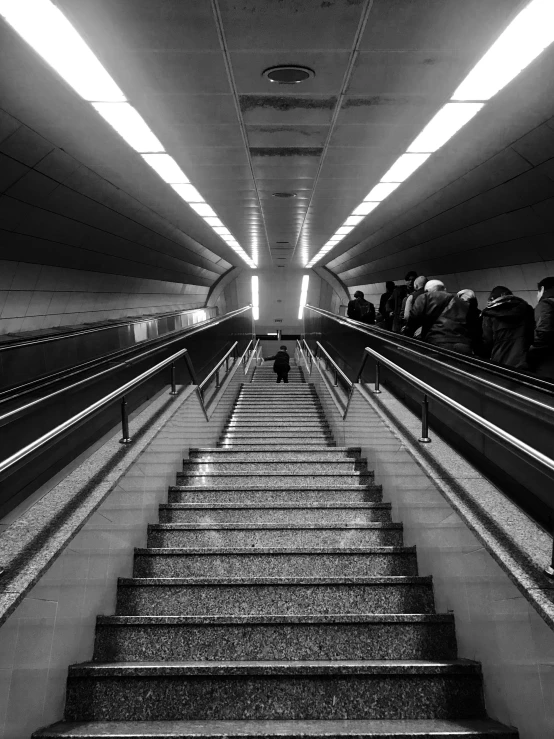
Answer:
[
  {"left": 0, "top": 360, "right": 253, "bottom": 738},
  {"left": 0, "top": 259, "right": 209, "bottom": 335}
]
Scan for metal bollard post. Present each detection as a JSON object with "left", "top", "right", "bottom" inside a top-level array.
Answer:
[
  {"left": 169, "top": 362, "right": 178, "bottom": 395},
  {"left": 119, "top": 396, "right": 132, "bottom": 444},
  {"left": 215, "top": 369, "right": 220, "bottom": 389},
  {"left": 333, "top": 368, "right": 339, "bottom": 387},
  {"left": 374, "top": 361, "right": 382, "bottom": 394},
  {"left": 418, "top": 394, "right": 432, "bottom": 443}
]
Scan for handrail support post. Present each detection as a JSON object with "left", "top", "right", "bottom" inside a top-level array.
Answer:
[
  {"left": 119, "top": 396, "right": 132, "bottom": 444},
  {"left": 169, "top": 362, "right": 178, "bottom": 395},
  {"left": 374, "top": 361, "right": 382, "bottom": 394},
  {"left": 418, "top": 394, "right": 432, "bottom": 444}
]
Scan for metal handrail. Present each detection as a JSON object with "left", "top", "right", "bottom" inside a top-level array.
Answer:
[
  {"left": 0, "top": 344, "right": 194, "bottom": 477},
  {"left": 315, "top": 341, "right": 353, "bottom": 388},
  {"left": 360, "top": 345, "right": 554, "bottom": 575},
  {"left": 295, "top": 339, "right": 310, "bottom": 374},
  {"left": 243, "top": 339, "right": 260, "bottom": 375},
  {"left": 305, "top": 303, "right": 554, "bottom": 396},
  {"left": 198, "top": 342, "right": 239, "bottom": 393},
  {"left": 297, "top": 339, "right": 355, "bottom": 419},
  {"left": 0, "top": 306, "right": 250, "bottom": 424}
]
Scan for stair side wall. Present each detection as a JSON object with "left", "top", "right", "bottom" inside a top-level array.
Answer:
[
  {"left": 298, "top": 351, "right": 554, "bottom": 739},
  {"left": 0, "top": 364, "right": 251, "bottom": 739}
]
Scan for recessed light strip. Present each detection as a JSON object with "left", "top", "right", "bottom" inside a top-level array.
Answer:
[
  {"left": 298, "top": 275, "right": 310, "bottom": 320},
  {"left": 251, "top": 275, "right": 259, "bottom": 321},
  {"left": 0, "top": 0, "right": 256, "bottom": 269},
  {"left": 306, "top": 0, "right": 554, "bottom": 268}
]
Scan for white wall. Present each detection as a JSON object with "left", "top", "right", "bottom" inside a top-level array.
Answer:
[{"left": 0, "top": 260, "right": 209, "bottom": 335}]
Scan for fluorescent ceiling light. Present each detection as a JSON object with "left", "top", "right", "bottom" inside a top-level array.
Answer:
[
  {"left": 298, "top": 275, "right": 310, "bottom": 320},
  {"left": 334, "top": 226, "right": 355, "bottom": 236},
  {"left": 188, "top": 202, "right": 217, "bottom": 218},
  {"left": 380, "top": 153, "right": 431, "bottom": 182},
  {"left": 352, "top": 201, "right": 380, "bottom": 217},
  {"left": 0, "top": 0, "right": 125, "bottom": 102},
  {"left": 92, "top": 103, "right": 163, "bottom": 152},
  {"left": 0, "top": 0, "right": 258, "bottom": 272},
  {"left": 407, "top": 102, "right": 484, "bottom": 153},
  {"left": 344, "top": 215, "right": 364, "bottom": 227},
  {"left": 364, "top": 182, "right": 401, "bottom": 202},
  {"left": 142, "top": 154, "right": 189, "bottom": 183},
  {"left": 171, "top": 183, "right": 205, "bottom": 203},
  {"left": 252, "top": 275, "right": 259, "bottom": 321},
  {"left": 452, "top": 0, "right": 554, "bottom": 102}
]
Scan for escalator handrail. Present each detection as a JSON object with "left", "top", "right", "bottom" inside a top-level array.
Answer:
[
  {"left": 361, "top": 345, "right": 554, "bottom": 480},
  {"left": 0, "top": 306, "right": 252, "bottom": 422},
  {"left": 359, "top": 334, "right": 554, "bottom": 416},
  {"left": 0, "top": 343, "right": 195, "bottom": 477},
  {"left": 305, "top": 304, "right": 554, "bottom": 397},
  {"left": 0, "top": 305, "right": 214, "bottom": 352},
  {"left": 0, "top": 316, "right": 253, "bottom": 477}
]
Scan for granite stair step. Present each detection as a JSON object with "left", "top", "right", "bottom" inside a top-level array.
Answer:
[
  {"left": 133, "top": 546, "right": 417, "bottom": 578},
  {"left": 93, "top": 614, "right": 457, "bottom": 662},
  {"left": 219, "top": 435, "right": 334, "bottom": 443},
  {"left": 217, "top": 443, "right": 338, "bottom": 450},
  {"left": 175, "top": 475, "right": 374, "bottom": 489},
  {"left": 180, "top": 462, "right": 363, "bottom": 475},
  {"left": 31, "top": 718, "right": 520, "bottom": 738},
  {"left": 158, "top": 502, "right": 391, "bottom": 524},
  {"left": 115, "top": 576, "right": 433, "bottom": 616},
  {"left": 147, "top": 522, "right": 403, "bottom": 547},
  {"left": 224, "top": 423, "right": 330, "bottom": 429},
  {"left": 168, "top": 486, "right": 383, "bottom": 504},
  {"left": 188, "top": 448, "right": 361, "bottom": 460},
  {"left": 63, "top": 660, "right": 484, "bottom": 721}
]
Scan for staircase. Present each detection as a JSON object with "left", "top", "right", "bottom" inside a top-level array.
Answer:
[{"left": 36, "top": 365, "right": 518, "bottom": 737}]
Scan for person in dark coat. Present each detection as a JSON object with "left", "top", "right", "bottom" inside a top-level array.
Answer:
[
  {"left": 266, "top": 345, "right": 291, "bottom": 383},
  {"left": 404, "top": 280, "right": 473, "bottom": 355},
  {"left": 377, "top": 281, "right": 395, "bottom": 329},
  {"left": 527, "top": 276, "right": 554, "bottom": 380},
  {"left": 347, "top": 291, "right": 375, "bottom": 324},
  {"left": 481, "top": 286, "right": 534, "bottom": 369},
  {"left": 458, "top": 289, "right": 484, "bottom": 357},
  {"left": 386, "top": 271, "right": 417, "bottom": 333}
]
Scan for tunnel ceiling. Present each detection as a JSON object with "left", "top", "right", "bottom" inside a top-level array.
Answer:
[{"left": 2, "top": 0, "right": 554, "bottom": 282}]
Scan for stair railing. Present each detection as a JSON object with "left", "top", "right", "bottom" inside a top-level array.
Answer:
[
  {"left": 197, "top": 341, "right": 240, "bottom": 417},
  {"left": 359, "top": 345, "right": 554, "bottom": 577},
  {"left": 0, "top": 343, "right": 199, "bottom": 480},
  {"left": 298, "top": 339, "right": 355, "bottom": 418}
]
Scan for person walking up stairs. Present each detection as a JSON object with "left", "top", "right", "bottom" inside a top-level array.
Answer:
[{"left": 35, "top": 366, "right": 518, "bottom": 737}]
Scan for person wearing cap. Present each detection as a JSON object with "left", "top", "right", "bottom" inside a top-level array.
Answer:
[
  {"left": 265, "top": 345, "right": 291, "bottom": 383},
  {"left": 404, "top": 280, "right": 473, "bottom": 355},
  {"left": 347, "top": 290, "right": 375, "bottom": 324},
  {"left": 386, "top": 271, "right": 418, "bottom": 332}
]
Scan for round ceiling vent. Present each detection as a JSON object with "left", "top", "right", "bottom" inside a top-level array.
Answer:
[
  {"left": 272, "top": 192, "right": 297, "bottom": 198},
  {"left": 263, "top": 65, "right": 315, "bottom": 84}
]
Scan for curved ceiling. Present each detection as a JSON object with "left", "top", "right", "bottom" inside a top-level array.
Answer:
[{"left": 1, "top": 0, "right": 553, "bottom": 287}]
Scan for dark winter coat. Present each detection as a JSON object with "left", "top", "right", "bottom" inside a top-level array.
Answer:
[
  {"left": 347, "top": 298, "right": 375, "bottom": 324},
  {"left": 266, "top": 350, "right": 290, "bottom": 373},
  {"left": 405, "top": 291, "right": 473, "bottom": 354},
  {"left": 378, "top": 290, "right": 394, "bottom": 328},
  {"left": 528, "top": 287, "right": 554, "bottom": 380},
  {"left": 481, "top": 295, "right": 534, "bottom": 369},
  {"left": 386, "top": 285, "right": 409, "bottom": 333}
]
